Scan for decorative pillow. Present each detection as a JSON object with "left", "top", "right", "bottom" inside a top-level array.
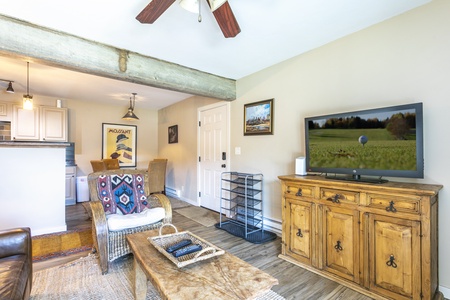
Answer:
[{"left": 97, "top": 174, "right": 149, "bottom": 215}]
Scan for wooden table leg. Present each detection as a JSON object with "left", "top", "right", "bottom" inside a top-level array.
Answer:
[{"left": 133, "top": 258, "right": 147, "bottom": 300}]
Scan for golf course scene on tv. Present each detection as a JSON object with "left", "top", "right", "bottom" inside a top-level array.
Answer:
[{"left": 307, "top": 108, "right": 418, "bottom": 171}]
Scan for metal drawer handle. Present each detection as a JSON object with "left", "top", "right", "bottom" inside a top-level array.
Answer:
[
  {"left": 386, "top": 201, "right": 397, "bottom": 213},
  {"left": 296, "top": 229, "right": 303, "bottom": 238},
  {"left": 295, "top": 188, "right": 302, "bottom": 196},
  {"left": 327, "top": 194, "right": 341, "bottom": 203},
  {"left": 334, "top": 240, "right": 343, "bottom": 252},
  {"left": 386, "top": 255, "right": 397, "bottom": 268}
]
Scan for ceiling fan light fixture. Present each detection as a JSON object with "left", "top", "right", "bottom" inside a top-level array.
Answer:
[
  {"left": 209, "top": 0, "right": 227, "bottom": 12},
  {"left": 122, "top": 93, "right": 139, "bottom": 121},
  {"left": 179, "top": 0, "right": 199, "bottom": 13},
  {"left": 23, "top": 62, "right": 33, "bottom": 110},
  {"left": 179, "top": 0, "right": 203, "bottom": 22}
]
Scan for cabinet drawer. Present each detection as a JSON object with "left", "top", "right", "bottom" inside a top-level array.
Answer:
[
  {"left": 367, "top": 193, "right": 421, "bottom": 215},
  {"left": 285, "top": 183, "right": 315, "bottom": 199},
  {"left": 319, "top": 188, "right": 359, "bottom": 205}
]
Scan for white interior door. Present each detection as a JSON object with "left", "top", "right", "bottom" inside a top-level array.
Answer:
[{"left": 198, "top": 102, "right": 229, "bottom": 212}]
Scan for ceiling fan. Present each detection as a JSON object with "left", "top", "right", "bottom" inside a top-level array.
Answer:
[{"left": 136, "top": 0, "right": 241, "bottom": 38}]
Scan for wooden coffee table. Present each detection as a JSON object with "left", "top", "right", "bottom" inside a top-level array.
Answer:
[{"left": 126, "top": 229, "right": 278, "bottom": 300}]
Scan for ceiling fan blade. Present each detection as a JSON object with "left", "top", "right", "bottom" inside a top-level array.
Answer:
[
  {"left": 136, "top": 0, "right": 176, "bottom": 24},
  {"left": 208, "top": 1, "right": 241, "bottom": 38}
]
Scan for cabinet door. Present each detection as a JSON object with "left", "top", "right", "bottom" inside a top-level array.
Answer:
[
  {"left": 65, "top": 173, "right": 76, "bottom": 205},
  {"left": 12, "top": 105, "right": 40, "bottom": 140},
  {"left": 321, "top": 205, "right": 360, "bottom": 283},
  {"left": 41, "top": 107, "right": 67, "bottom": 141},
  {"left": 368, "top": 214, "right": 421, "bottom": 299},
  {"left": 285, "top": 198, "right": 313, "bottom": 266}
]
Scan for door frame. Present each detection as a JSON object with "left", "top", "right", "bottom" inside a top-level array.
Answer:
[{"left": 197, "top": 101, "right": 231, "bottom": 207}]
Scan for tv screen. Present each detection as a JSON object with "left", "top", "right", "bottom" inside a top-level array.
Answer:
[{"left": 305, "top": 103, "right": 423, "bottom": 183}]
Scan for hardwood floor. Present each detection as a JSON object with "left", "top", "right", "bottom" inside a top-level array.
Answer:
[
  {"left": 34, "top": 202, "right": 372, "bottom": 299},
  {"left": 66, "top": 202, "right": 91, "bottom": 231}
]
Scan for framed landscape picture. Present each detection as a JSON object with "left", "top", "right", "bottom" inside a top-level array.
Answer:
[
  {"left": 244, "top": 99, "right": 274, "bottom": 135},
  {"left": 102, "top": 123, "right": 137, "bottom": 167}
]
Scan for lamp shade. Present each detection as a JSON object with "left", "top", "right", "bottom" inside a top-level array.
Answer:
[
  {"left": 122, "top": 109, "right": 139, "bottom": 120},
  {"left": 6, "top": 81, "right": 14, "bottom": 93},
  {"left": 23, "top": 95, "right": 33, "bottom": 110},
  {"left": 122, "top": 93, "right": 139, "bottom": 120},
  {"left": 179, "top": 0, "right": 199, "bottom": 13}
]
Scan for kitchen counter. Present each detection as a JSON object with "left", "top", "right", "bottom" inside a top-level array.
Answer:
[
  {"left": 0, "top": 141, "right": 71, "bottom": 148},
  {"left": 0, "top": 143, "right": 67, "bottom": 235}
]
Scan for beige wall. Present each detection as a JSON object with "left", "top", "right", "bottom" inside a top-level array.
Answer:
[
  {"left": 159, "top": 0, "right": 450, "bottom": 291},
  {"left": 231, "top": 0, "right": 450, "bottom": 291},
  {"left": 0, "top": 94, "right": 160, "bottom": 175},
  {"left": 158, "top": 96, "right": 220, "bottom": 202},
  {"left": 66, "top": 98, "right": 159, "bottom": 175}
]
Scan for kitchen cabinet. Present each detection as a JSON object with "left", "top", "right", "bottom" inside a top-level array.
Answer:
[
  {"left": 11, "top": 105, "right": 39, "bottom": 140},
  {"left": 12, "top": 105, "right": 68, "bottom": 141},
  {"left": 278, "top": 175, "right": 443, "bottom": 300},
  {"left": 0, "top": 101, "right": 11, "bottom": 121},
  {"left": 40, "top": 107, "right": 68, "bottom": 141},
  {"left": 65, "top": 166, "right": 76, "bottom": 205}
]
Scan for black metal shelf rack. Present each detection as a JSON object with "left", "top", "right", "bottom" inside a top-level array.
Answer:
[{"left": 215, "top": 172, "right": 276, "bottom": 244}]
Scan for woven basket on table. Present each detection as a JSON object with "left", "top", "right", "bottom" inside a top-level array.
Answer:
[{"left": 148, "top": 224, "right": 225, "bottom": 268}]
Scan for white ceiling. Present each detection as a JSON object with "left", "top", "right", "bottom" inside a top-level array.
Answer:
[{"left": 0, "top": 0, "right": 430, "bottom": 109}]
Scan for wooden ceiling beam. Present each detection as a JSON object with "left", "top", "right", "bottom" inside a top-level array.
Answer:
[{"left": 0, "top": 14, "right": 236, "bottom": 101}]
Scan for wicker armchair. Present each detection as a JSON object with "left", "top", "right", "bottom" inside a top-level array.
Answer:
[{"left": 88, "top": 169, "right": 172, "bottom": 274}]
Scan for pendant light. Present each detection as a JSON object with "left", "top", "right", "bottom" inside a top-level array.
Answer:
[
  {"left": 0, "top": 79, "right": 14, "bottom": 93},
  {"left": 122, "top": 93, "right": 139, "bottom": 120},
  {"left": 6, "top": 81, "right": 14, "bottom": 93},
  {"left": 23, "top": 62, "right": 33, "bottom": 110}
]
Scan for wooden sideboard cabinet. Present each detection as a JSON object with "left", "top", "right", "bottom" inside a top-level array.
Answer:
[{"left": 278, "top": 175, "right": 443, "bottom": 300}]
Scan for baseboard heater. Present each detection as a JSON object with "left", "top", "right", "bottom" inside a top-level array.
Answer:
[{"left": 165, "top": 187, "right": 180, "bottom": 198}]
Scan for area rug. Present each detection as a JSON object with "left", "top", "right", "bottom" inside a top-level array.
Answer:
[
  {"left": 175, "top": 206, "right": 220, "bottom": 227},
  {"left": 31, "top": 254, "right": 285, "bottom": 300},
  {"left": 32, "top": 229, "right": 93, "bottom": 262},
  {"left": 30, "top": 254, "right": 159, "bottom": 300},
  {"left": 168, "top": 196, "right": 192, "bottom": 209}
]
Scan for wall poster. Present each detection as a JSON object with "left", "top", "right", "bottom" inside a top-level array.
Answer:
[{"left": 102, "top": 123, "right": 137, "bottom": 167}]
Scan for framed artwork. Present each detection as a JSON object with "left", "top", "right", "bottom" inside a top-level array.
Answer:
[
  {"left": 102, "top": 123, "right": 137, "bottom": 167},
  {"left": 168, "top": 125, "right": 178, "bottom": 144},
  {"left": 244, "top": 99, "right": 274, "bottom": 135}
]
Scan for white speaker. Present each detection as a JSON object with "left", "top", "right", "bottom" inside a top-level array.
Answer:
[{"left": 295, "top": 157, "right": 307, "bottom": 176}]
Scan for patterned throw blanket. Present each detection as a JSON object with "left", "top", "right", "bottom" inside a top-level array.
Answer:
[{"left": 97, "top": 174, "right": 149, "bottom": 215}]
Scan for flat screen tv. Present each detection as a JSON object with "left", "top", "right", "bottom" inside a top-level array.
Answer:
[{"left": 304, "top": 103, "right": 423, "bottom": 183}]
